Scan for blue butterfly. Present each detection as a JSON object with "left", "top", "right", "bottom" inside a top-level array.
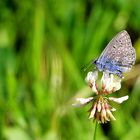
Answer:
[{"left": 93, "top": 30, "right": 136, "bottom": 78}]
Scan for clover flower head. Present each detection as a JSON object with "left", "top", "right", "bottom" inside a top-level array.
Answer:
[
  {"left": 86, "top": 71, "right": 122, "bottom": 94},
  {"left": 73, "top": 71, "right": 129, "bottom": 123}
]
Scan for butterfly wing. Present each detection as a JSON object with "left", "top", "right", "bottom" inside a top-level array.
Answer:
[{"left": 97, "top": 30, "right": 136, "bottom": 72}]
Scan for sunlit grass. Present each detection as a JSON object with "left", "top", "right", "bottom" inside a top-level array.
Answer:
[{"left": 0, "top": 0, "right": 140, "bottom": 140}]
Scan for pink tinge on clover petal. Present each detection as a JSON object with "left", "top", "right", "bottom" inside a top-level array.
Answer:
[
  {"left": 101, "top": 71, "right": 111, "bottom": 89},
  {"left": 85, "top": 71, "right": 122, "bottom": 94},
  {"left": 89, "top": 102, "right": 97, "bottom": 119},
  {"left": 72, "top": 97, "right": 93, "bottom": 106},
  {"left": 101, "top": 72, "right": 122, "bottom": 93},
  {"left": 85, "top": 71, "right": 98, "bottom": 83},
  {"left": 88, "top": 96, "right": 117, "bottom": 123},
  {"left": 85, "top": 71, "right": 98, "bottom": 93},
  {"left": 111, "top": 76, "right": 122, "bottom": 92},
  {"left": 101, "top": 102, "right": 106, "bottom": 117}
]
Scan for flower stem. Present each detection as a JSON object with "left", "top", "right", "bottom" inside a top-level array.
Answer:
[{"left": 93, "top": 121, "right": 98, "bottom": 140}]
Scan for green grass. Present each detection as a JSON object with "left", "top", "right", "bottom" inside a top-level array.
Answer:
[{"left": 0, "top": 0, "right": 140, "bottom": 140}]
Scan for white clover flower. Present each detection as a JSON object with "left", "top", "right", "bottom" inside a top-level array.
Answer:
[
  {"left": 72, "top": 97, "right": 93, "bottom": 107},
  {"left": 109, "top": 96, "right": 129, "bottom": 104},
  {"left": 85, "top": 71, "right": 122, "bottom": 95},
  {"left": 88, "top": 96, "right": 117, "bottom": 123},
  {"left": 101, "top": 71, "right": 122, "bottom": 93},
  {"left": 85, "top": 71, "right": 98, "bottom": 93},
  {"left": 73, "top": 70, "right": 129, "bottom": 123},
  {"left": 89, "top": 103, "right": 97, "bottom": 119}
]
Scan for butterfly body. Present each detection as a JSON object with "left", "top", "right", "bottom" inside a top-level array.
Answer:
[
  {"left": 93, "top": 30, "right": 136, "bottom": 78},
  {"left": 94, "top": 59, "right": 126, "bottom": 78}
]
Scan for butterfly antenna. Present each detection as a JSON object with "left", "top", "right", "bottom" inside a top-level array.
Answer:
[{"left": 81, "top": 59, "right": 94, "bottom": 72}]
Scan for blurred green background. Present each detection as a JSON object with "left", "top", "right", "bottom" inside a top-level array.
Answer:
[{"left": 0, "top": 0, "right": 140, "bottom": 140}]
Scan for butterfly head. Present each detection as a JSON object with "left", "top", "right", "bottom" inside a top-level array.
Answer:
[
  {"left": 93, "top": 59, "right": 97, "bottom": 65},
  {"left": 93, "top": 59, "right": 102, "bottom": 71}
]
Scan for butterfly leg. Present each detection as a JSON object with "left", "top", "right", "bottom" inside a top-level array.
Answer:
[{"left": 116, "top": 71, "right": 123, "bottom": 78}]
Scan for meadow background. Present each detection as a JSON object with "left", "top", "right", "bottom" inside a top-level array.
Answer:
[{"left": 0, "top": 0, "right": 140, "bottom": 140}]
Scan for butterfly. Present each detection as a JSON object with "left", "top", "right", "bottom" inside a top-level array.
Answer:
[{"left": 93, "top": 30, "right": 136, "bottom": 78}]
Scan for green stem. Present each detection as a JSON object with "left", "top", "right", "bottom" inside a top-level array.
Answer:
[{"left": 93, "top": 121, "right": 98, "bottom": 140}]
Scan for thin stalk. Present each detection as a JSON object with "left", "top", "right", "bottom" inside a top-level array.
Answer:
[{"left": 93, "top": 121, "right": 98, "bottom": 140}]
